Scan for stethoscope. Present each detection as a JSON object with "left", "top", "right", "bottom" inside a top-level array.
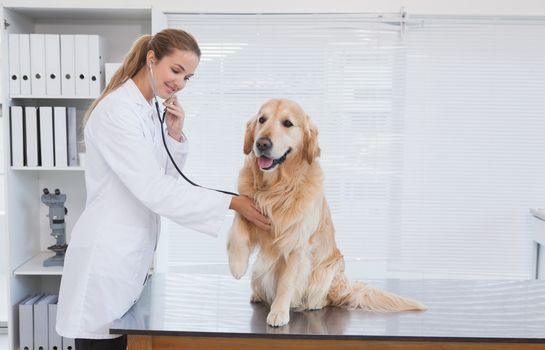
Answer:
[{"left": 149, "top": 61, "right": 239, "bottom": 196}]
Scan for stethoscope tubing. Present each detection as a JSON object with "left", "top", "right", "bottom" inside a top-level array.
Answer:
[{"left": 154, "top": 100, "right": 239, "bottom": 197}]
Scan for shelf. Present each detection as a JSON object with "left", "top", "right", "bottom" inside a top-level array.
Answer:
[
  {"left": 10, "top": 95, "right": 98, "bottom": 100},
  {"left": 14, "top": 252, "right": 63, "bottom": 276},
  {"left": 11, "top": 166, "right": 84, "bottom": 171}
]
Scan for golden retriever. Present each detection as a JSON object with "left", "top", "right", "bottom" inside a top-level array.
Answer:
[{"left": 227, "top": 99, "right": 425, "bottom": 327}]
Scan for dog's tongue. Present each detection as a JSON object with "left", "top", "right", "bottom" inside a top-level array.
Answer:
[{"left": 258, "top": 156, "right": 273, "bottom": 169}]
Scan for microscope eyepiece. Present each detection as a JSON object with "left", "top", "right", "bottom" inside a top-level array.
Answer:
[{"left": 43, "top": 188, "right": 50, "bottom": 195}]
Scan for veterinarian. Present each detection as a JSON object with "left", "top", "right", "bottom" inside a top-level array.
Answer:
[{"left": 56, "top": 28, "right": 271, "bottom": 350}]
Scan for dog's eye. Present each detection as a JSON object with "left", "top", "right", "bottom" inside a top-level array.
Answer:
[
  {"left": 258, "top": 116, "right": 267, "bottom": 124},
  {"left": 283, "top": 120, "right": 293, "bottom": 128}
]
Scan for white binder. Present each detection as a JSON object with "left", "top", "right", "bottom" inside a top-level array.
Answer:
[
  {"left": 9, "top": 106, "right": 24, "bottom": 167},
  {"left": 89, "top": 35, "right": 104, "bottom": 97},
  {"left": 39, "top": 107, "right": 55, "bottom": 167},
  {"left": 25, "top": 107, "right": 39, "bottom": 167},
  {"left": 62, "top": 337, "right": 75, "bottom": 350},
  {"left": 45, "top": 34, "right": 61, "bottom": 96},
  {"left": 105, "top": 62, "right": 121, "bottom": 86},
  {"left": 19, "top": 34, "right": 32, "bottom": 95},
  {"left": 19, "top": 294, "right": 43, "bottom": 350},
  {"left": 30, "top": 34, "right": 47, "bottom": 96},
  {"left": 75, "top": 34, "right": 90, "bottom": 97},
  {"left": 34, "top": 294, "right": 57, "bottom": 350},
  {"left": 48, "top": 298, "right": 62, "bottom": 350},
  {"left": 54, "top": 106, "right": 68, "bottom": 167},
  {"left": 67, "top": 107, "right": 78, "bottom": 166},
  {"left": 60, "top": 35, "right": 76, "bottom": 97},
  {"left": 8, "top": 34, "right": 21, "bottom": 96}
]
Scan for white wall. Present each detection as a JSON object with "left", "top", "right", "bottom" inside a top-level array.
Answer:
[{"left": 2, "top": 0, "right": 545, "bottom": 16}]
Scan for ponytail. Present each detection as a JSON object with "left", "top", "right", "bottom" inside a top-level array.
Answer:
[
  {"left": 83, "top": 35, "right": 152, "bottom": 125},
  {"left": 83, "top": 29, "right": 200, "bottom": 125}
]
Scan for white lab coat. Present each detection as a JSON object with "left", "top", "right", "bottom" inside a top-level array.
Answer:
[{"left": 56, "top": 79, "right": 232, "bottom": 339}]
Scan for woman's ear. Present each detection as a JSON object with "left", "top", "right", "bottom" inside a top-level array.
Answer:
[
  {"left": 243, "top": 117, "right": 257, "bottom": 155},
  {"left": 302, "top": 117, "right": 320, "bottom": 164},
  {"left": 146, "top": 50, "right": 156, "bottom": 66}
]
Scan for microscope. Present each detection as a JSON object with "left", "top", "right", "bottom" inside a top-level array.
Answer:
[{"left": 41, "top": 188, "right": 68, "bottom": 267}]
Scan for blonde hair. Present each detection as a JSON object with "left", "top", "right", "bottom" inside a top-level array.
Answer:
[{"left": 83, "top": 29, "right": 201, "bottom": 125}]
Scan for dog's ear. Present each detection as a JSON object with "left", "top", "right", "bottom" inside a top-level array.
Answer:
[
  {"left": 243, "top": 117, "right": 257, "bottom": 155},
  {"left": 303, "top": 117, "right": 321, "bottom": 164}
]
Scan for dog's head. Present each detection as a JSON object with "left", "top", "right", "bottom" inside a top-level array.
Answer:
[{"left": 244, "top": 99, "right": 320, "bottom": 172}]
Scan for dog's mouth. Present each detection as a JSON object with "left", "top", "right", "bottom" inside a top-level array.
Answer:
[{"left": 257, "top": 148, "right": 292, "bottom": 171}]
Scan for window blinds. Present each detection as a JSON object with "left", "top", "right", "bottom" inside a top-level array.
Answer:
[
  {"left": 391, "top": 16, "right": 545, "bottom": 279},
  {"left": 158, "top": 14, "right": 545, "bottom": 279}
]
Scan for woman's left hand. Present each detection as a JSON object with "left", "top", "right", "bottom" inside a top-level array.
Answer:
[{"left": 164, "top": 95, "right": 185, "bottom": 142}]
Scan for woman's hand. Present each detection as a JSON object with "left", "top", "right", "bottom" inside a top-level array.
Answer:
[
  {"left": 164, "top": 95, "right": 185, "bottom": 142},
  {"left": 230, "top": 195, "right": 271, "bottom": 232}
]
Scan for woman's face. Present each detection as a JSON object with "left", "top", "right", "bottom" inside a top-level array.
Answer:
[{"left": 150, "top": 49, "right": 200, "bottom": 99}]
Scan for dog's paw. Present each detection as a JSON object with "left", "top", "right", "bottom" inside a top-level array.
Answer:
[
  {"left": 267, "top": 309, "right": 290, "bottom": 327},
  {"left": 307, "top": 301, "right": 326, "bottom": 311},
  {"left": 228, "top": 254, "right": 248, "bottom": 279},
  {"left": 307, "top": 305, "right": 324, "bottom": 311}
]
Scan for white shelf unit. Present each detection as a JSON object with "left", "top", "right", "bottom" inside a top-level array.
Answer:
[{"left": 1, "top": 6, "right": 157, "bottom": 350}]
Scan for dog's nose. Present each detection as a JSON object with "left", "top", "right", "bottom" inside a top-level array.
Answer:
[{"left": 256, "top": 138, "right": 272, "bottom": 152}]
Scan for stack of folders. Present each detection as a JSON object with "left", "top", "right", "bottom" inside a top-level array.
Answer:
[
  {"left": 19, "top": 294, "right": 75, "bottom": 350},
  {"left": 9, "top": 106, "right": 78, "bottom": 168},
  {"left": 8, "top": 34, "right": 104, "bottom": 97}
]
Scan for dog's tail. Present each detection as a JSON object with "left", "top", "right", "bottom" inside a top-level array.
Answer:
[{"left": 328, "top": 274, "right": 426, "bottom": 312}]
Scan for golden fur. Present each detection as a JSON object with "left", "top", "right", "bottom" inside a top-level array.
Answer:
[{"left": 227, "top": 99, "right": 425, "bottom": 327}]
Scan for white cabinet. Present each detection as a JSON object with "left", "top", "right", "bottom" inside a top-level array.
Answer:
[{"left": 1, "top": 6, "right": 155, "bottom": 350}]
